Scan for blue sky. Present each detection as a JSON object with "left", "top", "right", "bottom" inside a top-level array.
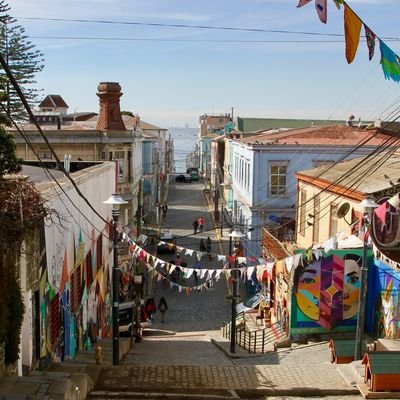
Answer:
[{"left": 10, "top": 0, "right": 400, "bottom": 128}]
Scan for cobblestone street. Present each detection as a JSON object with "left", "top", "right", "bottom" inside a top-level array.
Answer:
[{"left": 90, "top": 180, "right": 364, "bottom": 399}]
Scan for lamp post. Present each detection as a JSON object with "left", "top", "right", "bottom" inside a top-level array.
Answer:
[
  {"left": 228, "top": 228, "right": 245, "bottom": 353},
  {"left": 103, "top": 193, "right": 128, "bottom": 366},
  {"left": 355, "top": 197, "right": 378, "bottom": 361}
]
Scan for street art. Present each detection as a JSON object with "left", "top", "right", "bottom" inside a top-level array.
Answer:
[
  {"left": 370, "top": 260, "right": 400, "bottom": 339},
  {"left": 292, "top": 252, "right": 363, "bottom": 334}
]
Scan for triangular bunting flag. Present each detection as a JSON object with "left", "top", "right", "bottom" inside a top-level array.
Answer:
[
  {"left": 297, "top": 0, "right": 312, "bottom": 7},
  {"left": 380, "top": 39, "right": 400, "bottom": 82},
  {"left": 246, "top": 266, "right": 255, "bottom": 280},
  {"left": 332, "top": 0, "right": 342, "bottom": 10},
  {"left": 344, "top": 3, "right": 362, "bottom": 64},
  {"left": 315, "top": 0, "right": 327, "bottom": 24}
]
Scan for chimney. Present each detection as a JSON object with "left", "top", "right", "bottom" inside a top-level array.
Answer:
[{"left": 96, "top": 82, "right": 126, "bottom": 130}]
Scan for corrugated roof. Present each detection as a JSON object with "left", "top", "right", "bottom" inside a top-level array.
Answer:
[
  {"left": 297, "top": 153, "right": 400, "bottom": 194},
  {"left": 236, "top": 125, "right": 395, "bottom": 147},
  {"left": 236, "top": 117, "right": 345, "bottom": 133}
]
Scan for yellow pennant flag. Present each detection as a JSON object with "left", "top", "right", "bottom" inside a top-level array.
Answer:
[{"left": 344, "top": 4, "right": 362, "bottom": 64}]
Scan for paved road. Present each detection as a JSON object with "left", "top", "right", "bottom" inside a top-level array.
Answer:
[{"left": 90, "top": 181, "right": 363, "bottom": 399}]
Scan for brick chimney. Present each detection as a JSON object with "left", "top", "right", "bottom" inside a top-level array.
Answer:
[{"left": 96, "top": 82, "right": 126, "bottom": 130}]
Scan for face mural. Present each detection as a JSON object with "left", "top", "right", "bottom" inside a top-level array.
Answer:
[
  {"left": 296, "top": 260, "right": 321, "bottom": 320},
  {"left": 343, "top": 257, "right": 361, "bottom": 319},
  {"left": 294, "top": 253, "right": 362, "bottom": 332}
]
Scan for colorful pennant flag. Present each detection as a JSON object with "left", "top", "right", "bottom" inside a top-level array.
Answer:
[
  {"left": 332, "top": 0, "right": 342, "bottom": 10},
  {"left": 380, "top": 39, "right": 400, "bottom": 82},
  {"left": 315, "top": 0, "right": 327, "bottom": 23},
  {"left": 364, "top": 25, "right": 376, "bottom": 61},
  {"left": 344, "top": 4, "right": 362, "bottom": 63},
  {"left": 297, "top": 0, "right": 313, "bottom": 7}
]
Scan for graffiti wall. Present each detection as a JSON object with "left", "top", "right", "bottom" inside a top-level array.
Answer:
[
  {"left": 36, "top": 163, "right": 115, "bottom": 366},
  {"left": 368, "top": 259, "right": 400, "bottom": 339},
  {"left": 291, "top": 250, "right": 365, "bottom": 335}
]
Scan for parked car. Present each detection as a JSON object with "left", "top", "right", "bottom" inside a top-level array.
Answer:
[
  {"left": 175, "top": 174, "right": 192, "bottom": 183},
  {"left": 157, "top": 231, "right": 176, "bottom": 254},
  {"left": 119, "top": 301, "right": 134, "bottom": 337},
  {"left": 190, "top": 171, "right": 199, "bottom": 181},
  {"left": 186, "top": 167, "right": 199, "bottom": 174}
]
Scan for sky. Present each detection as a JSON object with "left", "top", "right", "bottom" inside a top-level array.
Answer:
[{"left": 9, "top": 0, "right": 400, "bottom": 128}]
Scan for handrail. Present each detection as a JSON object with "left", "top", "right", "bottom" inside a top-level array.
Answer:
[{"left": 222, "top": 315, "right": 287, "bottom": 354}]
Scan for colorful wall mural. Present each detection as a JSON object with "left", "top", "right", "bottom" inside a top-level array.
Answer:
[
  {"left": 291, "top": 250, "right": 365, "bottom": 335},
  {"left": 368, "top": 259, "right": 400, "bottom": 339}
]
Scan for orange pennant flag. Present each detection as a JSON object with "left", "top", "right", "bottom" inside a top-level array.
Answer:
[{"left": 344, "top": 4, "right": 362, "bottom": 64}]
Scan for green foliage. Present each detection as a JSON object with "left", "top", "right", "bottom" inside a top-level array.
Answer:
[
  {"left": 0, "top": 125, "right": 22, "bottom": 176},
  {"left": 4, "top": 278, "right": 24, "bottom": 365},
  {"left": 0, "top": 1, "right": 44, "bottom": 120}
]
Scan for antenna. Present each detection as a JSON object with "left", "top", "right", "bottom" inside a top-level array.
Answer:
[{"left": 337, "top": 202, "right": 351, "bottom": 225}]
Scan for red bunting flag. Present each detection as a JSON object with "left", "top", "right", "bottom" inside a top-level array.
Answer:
[
  {"left": 364, "top": 25, "right": 376, "bottom": 61},
  {"left": 297, "top": 0, "right": 312, "bottom": 7},
  {"left": 344, "top": 4, "right": 362, "bottom": 63},
  {"left": 315, "top": 0, "right": 327, "bottom": 24}
]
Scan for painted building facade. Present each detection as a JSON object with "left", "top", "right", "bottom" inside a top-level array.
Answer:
[{"left": 19, "top": 162, "right": 116, "bottom": 369}]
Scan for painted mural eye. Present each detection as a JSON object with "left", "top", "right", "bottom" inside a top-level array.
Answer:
[
  {"left": 301, "top": 277, "right": 316, "bottom": 284},
  {"left": 347, "top": 276, "right": 359, "bottom": 284}
]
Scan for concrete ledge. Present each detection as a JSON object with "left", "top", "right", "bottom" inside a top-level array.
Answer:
[{"left": 358, "top": 382, "right": 400, "bottom": 399}]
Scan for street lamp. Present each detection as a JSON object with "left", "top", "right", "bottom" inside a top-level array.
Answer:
[
  {"left": 103, "top": 193, "right": 128, "bottom": 366},
  {"left": 354, "top": 196, "right": 378, "bottom": 360},
  {"left": 228, "top": 228, "right": 245, "bottom": 353}
]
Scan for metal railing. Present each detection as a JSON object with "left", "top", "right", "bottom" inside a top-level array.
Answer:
[{"left": 222, "top": 313, "right": 287, "bottom": 354}]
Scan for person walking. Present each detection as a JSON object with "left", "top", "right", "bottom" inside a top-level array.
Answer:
[
  {"left": 199, "top": 238, "right": 206, "bottom": 252},
  {"left": 192, "top": 219, "right": 199, "bottom": 234},
  {"left": 206, "top": 236, "right": 212, "bottom": 253},
  {"left": 198, "top": 216, "right": 205, "bottom": 232},
  {"left": 158, "top": 297, "right": 168, "bottom": 323},
  {"left": 162, "top": 204, "right": 168, "bottom": 217}
]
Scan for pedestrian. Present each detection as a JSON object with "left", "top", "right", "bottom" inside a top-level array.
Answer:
[
  {"left": 192, "top": 219, "right": 199, "bottom": 234},
  {"left": 198, "top": 216, "right": 205, "bottom": 232},
  {"left": 162, "top": 204, "right": 168, "bottom": 217},
  {"left": 206, "top": 236, "right": 212, "bottom": 253},
  {"left": 158, "top": 297, "right": 168, "bottom": 323},
  {"left": 145, "top": 298, "right": 156, "bottom": 323},
  {"left": 199, "top": 238, "right": 206, "bottom": 252}
]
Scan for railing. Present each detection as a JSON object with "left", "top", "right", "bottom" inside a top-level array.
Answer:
[{"left": 222, "top": 314, "right": 286, "bottom": 354}]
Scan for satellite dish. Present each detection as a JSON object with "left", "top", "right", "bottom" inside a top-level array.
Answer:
[{"left": 337, "top": 202, "right": 351, "bottom": 225}]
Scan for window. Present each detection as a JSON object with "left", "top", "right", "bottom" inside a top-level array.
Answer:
[
  {"left": 313, "top": 195, "right": 320, "bottom": 243},
  {"left": 330, "top": 204, "right": 339, "bottom": 238},
  {"left": 269, "top": 162, "right": 288, "bottom": 196},
  {"left": 299, "top": 190, "right": 306, "bottom": 236},
  {"left": 38, "top": 151, "right": 52, "bottom": 159},
  {"left": 114, "top": 151, "right": 125, "bottom": 182}
]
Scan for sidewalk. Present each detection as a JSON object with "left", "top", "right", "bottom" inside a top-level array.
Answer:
[{"left": 0, "top": 337, "right": 132, "bottom": 400}]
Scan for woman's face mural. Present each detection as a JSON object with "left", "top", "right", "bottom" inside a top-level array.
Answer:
[
  {"left": 295, "top": 254, "right": 361, "bottom": 328},
  {"left": 343, "top": 258, "right": 361, "bottom": 319},
  {"left": 297, "top": 260, "right": 321, "bottom": 321}
]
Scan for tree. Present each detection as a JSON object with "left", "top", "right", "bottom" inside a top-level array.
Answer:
[{"left": 0, "top": 1, "right": 44, "bottom": 120}]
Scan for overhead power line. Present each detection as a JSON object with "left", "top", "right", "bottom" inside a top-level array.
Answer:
[
  {"left": 0, "top": 52, "right": 109, "bottom": 227},
  {"left": 16, "top": 16, "right": 400, "bottom": 41}
]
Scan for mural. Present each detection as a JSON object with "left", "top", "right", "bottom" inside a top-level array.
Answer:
[
  {"left": 291, "top": 251, "right": 364, "bottom": 335},
  {"left": 370, "top": 259, "right": 400, "bottom": 339}
]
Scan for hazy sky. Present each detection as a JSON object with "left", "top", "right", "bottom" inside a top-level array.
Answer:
[{"left": 9, "top": 0, "right": 400, "bottom": 128}]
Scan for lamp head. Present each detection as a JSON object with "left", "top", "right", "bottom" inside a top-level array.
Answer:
[
  {"left": 103, "top": 193, "right": 128, "bottom": 209},
  {"left": 360, "top": 197, "right": 379, "bottom": 216}
]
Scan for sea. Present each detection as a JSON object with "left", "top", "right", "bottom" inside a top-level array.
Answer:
[{"left": 168, "top": 127, "right": 199, "bottom": 173}]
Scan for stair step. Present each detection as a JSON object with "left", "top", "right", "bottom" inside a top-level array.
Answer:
[{"left": 88, "top": 389, "right": 239, "bottom": 400}]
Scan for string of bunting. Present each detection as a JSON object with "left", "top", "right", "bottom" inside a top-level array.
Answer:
[
  {"left": 297, "top": 0, "right": 400, "bottom": 82},
  {"left": 119, "top": 231, "right": 325, "bottom": 292}
]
